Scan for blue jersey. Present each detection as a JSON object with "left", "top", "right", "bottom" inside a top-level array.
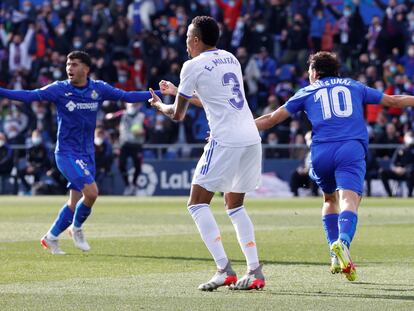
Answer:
[
  {"left": 283, "top": 77, "right": 383, "bottom": 149},
  {"left": 0, "top": 79, "right": 155, "bottom": 155}
]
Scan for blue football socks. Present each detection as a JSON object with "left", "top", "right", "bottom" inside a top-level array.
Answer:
[
  {"left": 49, "top": 204, "right": 74, "bottom": 237},
  {"left": 73, "top": 201, "right": 92, "bottom": 229},
  {"left": 322, "top": 213, "right": 339, "bottom": 248},
  {"left": 338, "top": 211, "right": 358, "bottom": 248}
]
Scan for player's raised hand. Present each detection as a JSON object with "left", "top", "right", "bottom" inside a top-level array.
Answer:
[
  {"left": 148, "top": 88, "right": 162, "bottom": 110},
  {"left": 159, "top": 80, "right": 177, "bottom": 96}
]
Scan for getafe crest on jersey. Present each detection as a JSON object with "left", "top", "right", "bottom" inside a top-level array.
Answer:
[{"left": 91, "top": 90, "right": 98, "bottom": 100}]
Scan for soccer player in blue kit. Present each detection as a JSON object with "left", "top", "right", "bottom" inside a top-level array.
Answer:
[
  {"left": 0, "top": 51, "right": 158, "bottom": 254},
  {"left": 256, "top": 51, "right": 414, "bottom": 281}
]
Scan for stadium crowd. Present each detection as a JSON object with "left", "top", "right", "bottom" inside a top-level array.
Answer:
[{"left": 1, "top": 0, "right": 414, "bottom": 195}]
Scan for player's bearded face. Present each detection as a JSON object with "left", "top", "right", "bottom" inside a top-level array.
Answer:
[{"left": 186, "top": 25, "right": 196, "bottom": 59}]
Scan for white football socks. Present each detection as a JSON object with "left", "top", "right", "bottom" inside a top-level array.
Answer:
[
  {"left": 227, "top": 206, "right": 260, "bottom": 271},
  {"left": 188, "top": 204, "right": 228, "bottom": 270}
]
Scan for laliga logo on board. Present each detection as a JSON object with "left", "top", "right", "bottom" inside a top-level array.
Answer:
[
  {"left": 135, "top": 164, "right": 158, "bottom": 196},
  {"left": 134, "top": 164, "right": 194, "bottom": 195},
  {"left": 66, "top": 101, "right": 76, "bottom": 112}
]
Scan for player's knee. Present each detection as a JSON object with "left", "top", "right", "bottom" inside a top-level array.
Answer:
[
  {"left": 91, "top": 188, "right": 99, "bottom": 201},
  {"left": 323, "top": 192, "right": 337, "bottom": 206},
  {"left": 224, "top": 195, "right": 244, "bottom": 209},
  {"left": 85, "top": 187, "right": 99, "bottom": 202}
]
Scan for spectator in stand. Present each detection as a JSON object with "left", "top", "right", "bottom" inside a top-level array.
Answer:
[
  {"left": 18, "top": 129, "right": 51, "bottom": 194},
  {"left": 215, "top": 0, "right": 242, "bottom": 32},
  {"left": 127, "top": 0, "right": 152, "bottom": 33},
  {"left": 246, "top": 18, "right": 272, "bottom": 55},
  {"left": 399, "top": 44, "right": 414, "bottom": 80},
  {"left": 32, "top": 161, "right": 68, "bottom": 195},
  {"left": 0, "top": 23, "right": 35, "bottom": 74},
  {"left": 309, "top": 6, "right": 326, "bottom": 53},
  {"left": 255, "top": 47, "right": 277, "bottom": 108},
  {"left": 29, "top": 101, "right": 55, "bottom": 145},
  {"left": 115, "top": 69, "right": 135, "bottom": 91},
  {"left": 119, "top": 103, "right": 146, "bottom": 195},
  {"left": 374, "top": 0, "right": 407, "bottom": 60},
  {"left": 237, "top": 46, "right": 261, "bottom": 113},
  {"left": 0, "top": 132, "right": 14, "bottom": 194},
  {"left": 325, "top": 0, "right": 365, "bottom": 70},
  {"left": 147, "top": 110, "right": 178, "bottom": 146},
  {"left": 94, "top": 127, "right": 113, "bottom": 195},
  {"left": 3, "top": 103, "right": 29, "bottom": 149},
  {"left": 289, "top": 132, "right": 318, "bottom": 197},
  {"left": 366, "top": 15, "right": 382, "bottom": 53},
  {"left": 379, "top": 131, "right": 414, "bottom": 197},
  {"left": 375, "top": 122, "right": 400, "bottom": 159},
  {"left": 280, "top": 13, "right": 309, "bottom": 71},
  {"left": 290, "top": 132, "right": 306, "bottom": 160},
  {"left": 265, "top": 132, "right": 289, "bottom": 158},
  {"left": 365, "top": 147, "right": 379, "bottom": 197},
  {"left": 262, "top": 94, "right": 280, "bottom": 116},
  {"left": 366, "top": 80, "right": 385, "bottom": 126},
  {"left": 265, "top": 0, "right": 288, "bottom": 59}
]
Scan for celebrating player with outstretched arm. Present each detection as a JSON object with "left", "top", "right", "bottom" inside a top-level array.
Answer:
[
  {"left": 149, "top": 16, "right": 265, "bottom": 291},
  {"left": 0, "top": 51, "right": 159, "bottom": 255},
  {"left": 256, "top": 51, "right": 414, "bottom": 281}
]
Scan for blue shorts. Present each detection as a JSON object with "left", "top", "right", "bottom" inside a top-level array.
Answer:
[
  {"left": 309, "top": 140, "right": 366, "bottom": 195},
  {"left": 55, "top": 153, "right": 96, "bottom": 192}
]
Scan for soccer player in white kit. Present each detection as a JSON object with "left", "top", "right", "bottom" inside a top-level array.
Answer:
[{"left": 149, "top": 16, "right": 265, "bottom": 291}]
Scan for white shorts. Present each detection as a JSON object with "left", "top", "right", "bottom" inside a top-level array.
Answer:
[{"left": 192, "top": 140, "right": 262, "bottom": 193}]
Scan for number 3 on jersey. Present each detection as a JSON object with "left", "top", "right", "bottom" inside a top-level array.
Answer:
[
  {"left": 222, "top": 72, "right": 244, "bottom": 110},
  {"left": 315, "top": 86, "right": 353, "bottom": 120}
]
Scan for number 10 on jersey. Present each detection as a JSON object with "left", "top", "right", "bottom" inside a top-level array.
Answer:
[{"left": 315, "top": 86, "right": 353, "bottom": 120}]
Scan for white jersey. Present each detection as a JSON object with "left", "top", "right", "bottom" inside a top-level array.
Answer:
[{"left": 177, "top": 49, "right": 261, "bottom": 147}]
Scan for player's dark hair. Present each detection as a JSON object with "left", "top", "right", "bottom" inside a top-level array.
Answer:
[
  {"left": 67, "top": 51, "right": 92, "bottom": 68},
  {"left": 191, "top": 16, "right": 219, "bottom": 47},
  {"left": 308, "top": 52, "right": 340, "bottom": 79}
]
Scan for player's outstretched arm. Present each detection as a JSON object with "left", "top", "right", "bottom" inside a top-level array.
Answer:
[
  {"left": 255, "top": 106, "right": 291, "bottom": 131},
  {"left": 0, "top": 87, "right": 41, "bottom": 103},
  {"left": 381, "top": 94, "right": 414, "bottom": 108},
  {"left": 121, "top": 89, "right": 162, "bottom": 103},
  {"left": 98, "top": 81, "right": 161, "bottom": 103},
  {"left": 149, "top": 88, "right": 189, "bottom": 121},
  {"left": 159, "top": 80, "right": 203, "bottom": 108},
  {"left": 0, "top": 82, "right": 60, "bottom": 103}
]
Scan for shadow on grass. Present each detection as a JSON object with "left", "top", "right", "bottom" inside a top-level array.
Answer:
[
  {"left": 271, "top": 290, "right": 414, "bottom": 302},
  {"left": 85, "top": 253, "right": 327, "bottom": 267}
]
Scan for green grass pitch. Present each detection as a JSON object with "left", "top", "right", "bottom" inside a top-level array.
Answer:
[{"left": 0, "top": 196, "right": 413, "bottom": 311}]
